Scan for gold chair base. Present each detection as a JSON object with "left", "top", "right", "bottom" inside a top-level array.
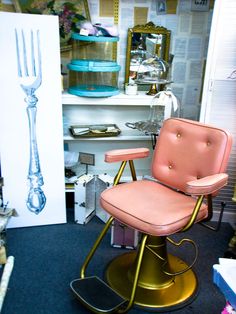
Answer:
[{"left": 106, "top": 251, "right": 198, "bottom": 311}]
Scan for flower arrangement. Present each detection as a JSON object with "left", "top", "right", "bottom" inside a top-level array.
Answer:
[{"left": 29, "top": 0, "right": 86, "bottom": 40}]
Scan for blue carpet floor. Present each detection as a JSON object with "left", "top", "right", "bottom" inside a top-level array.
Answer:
[{"left": 1, "top": 206, "right": 234, "bottom": 314}]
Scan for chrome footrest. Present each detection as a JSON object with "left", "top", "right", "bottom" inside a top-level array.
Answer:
[{"left": 70, "top": 276, "right": 127, "bottom": 313}]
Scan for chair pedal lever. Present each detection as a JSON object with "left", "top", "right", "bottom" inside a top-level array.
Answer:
[{"left": 70, "top": 276, "right": 127, "bottom": 313}]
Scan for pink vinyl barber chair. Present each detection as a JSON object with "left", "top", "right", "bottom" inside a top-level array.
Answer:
[{"left": 70, "top": 118, "right": 232, "bottom": 313}]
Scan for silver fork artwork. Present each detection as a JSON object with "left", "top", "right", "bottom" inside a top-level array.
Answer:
[{"left": 15, "top": 28, "right": 46, "bottom": 214}]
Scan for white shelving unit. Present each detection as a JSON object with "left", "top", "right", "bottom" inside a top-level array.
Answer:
[
  {"left": 62, "top": 90, "right": 171, "bottom": 177},
  {"left": 62, "top": 90, "right": 172, "bottom": 223}
]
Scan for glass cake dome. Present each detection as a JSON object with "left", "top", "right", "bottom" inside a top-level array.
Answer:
[{"left": 135, "top": 55, "right": 171, "bottom": 85}]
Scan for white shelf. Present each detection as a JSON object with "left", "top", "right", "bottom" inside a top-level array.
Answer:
[
  {"left": 62, "top": 90, "right": 172, "bottom": 120},
  {"left": 62, "top": 90, "right": 157, "bottom": 106},
  {"left": 64, "top": 134, "right": 152, "bottom": 141},
  {"left": 64, "top": 127, "right": 153, "bottom": 142}
]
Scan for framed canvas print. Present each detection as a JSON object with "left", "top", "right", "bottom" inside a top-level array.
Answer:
[
  {"left": 13, "top": 0, "right": 90, "bottom": 18},
  {"left": 12, "top": 0, "right": 90, "bottom": 46},
  {"left": 0, "top": 12, "right": 66, "bottom": 228}
]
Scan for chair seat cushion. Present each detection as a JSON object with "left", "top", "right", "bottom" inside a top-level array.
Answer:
[{"left": 100, "top": 180, "right": 208, "bottom": 236}]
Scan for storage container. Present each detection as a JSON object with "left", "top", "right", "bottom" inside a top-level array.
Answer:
[
  {"left": 72, "top": 33, "right": 118, "bottom": 61},
  {"left": 213, "top": 258, "right": 236, "bottom": 310},
  {"left": 68, "top": 34, "right": 120, "bottom": 97}
]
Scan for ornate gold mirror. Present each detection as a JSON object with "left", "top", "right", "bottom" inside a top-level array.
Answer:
[{"left": 125, "top": 22, "right": 171, "bottom": 94}]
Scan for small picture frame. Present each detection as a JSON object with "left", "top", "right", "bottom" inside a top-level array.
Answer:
[
  {"left": 79, "top": 152, "right": 95, "bottom": 166},
  {"left": 156, "top": 0, "right": 167, "bottom": 15},
  {"left": 191, "top": 0, "right": 210, "bottom": 12}
]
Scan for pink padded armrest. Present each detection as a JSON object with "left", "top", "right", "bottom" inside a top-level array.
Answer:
[
  {"left": 105, "top": 148, "right": 149, "bottom": 163},
  {"left": 186, "top": 173, "right": 228, "bottom": 195}
]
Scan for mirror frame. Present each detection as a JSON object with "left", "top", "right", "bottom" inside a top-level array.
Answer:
[{"left": 124, "top": 22, "right": 171, "bottom": 84}]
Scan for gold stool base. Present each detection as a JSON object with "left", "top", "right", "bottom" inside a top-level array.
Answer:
[{"left": 105, "top": 251, "right": 198, "bottom": 311}]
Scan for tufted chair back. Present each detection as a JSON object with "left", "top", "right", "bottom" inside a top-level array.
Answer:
[{"left": 152, "top": 118, "right": 232, "bottom": 194}]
